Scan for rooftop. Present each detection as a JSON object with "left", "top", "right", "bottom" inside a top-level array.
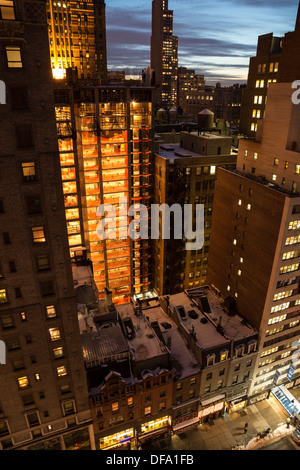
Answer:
[
  {"left": 157, "top": 143, "right": 235, "bottom": 162},
  {"left": 141, "top": 300, "right": 201, "bottom": 380},
  {"left": 116, "top": 303, "right": 169, "bottom": 363},
  {"left": 166, "top": 286, "right": 257, "bottom": 350},
  {"left": 81, "top": 323, "right": 129, "bottom": 368}
]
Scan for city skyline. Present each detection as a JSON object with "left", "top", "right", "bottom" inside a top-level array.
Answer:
[{"left": 106, "top": 0, "right": 299, "bottom": 85}]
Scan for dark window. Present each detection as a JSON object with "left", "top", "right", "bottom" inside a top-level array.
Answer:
[
  {"left": 9, "top": 261, "right": 16, "bottom": 272},
  {"left": 7, "top": 337, "right": 19, "bottom": 350},
  {"left": 40, "top": 280, "right": 54, "bottom": 297},
  {"left": 10, "top": 87, "right": 28, "bottom": 110},
  {"left": 36, "top": 254, "right": 50, "bottom": 271},
  {"left": 26, "top": 197, "right": 41, "bottom": 214},
  {"left": 0, "top": 421, "right": 9, "bottom": 437},
  {"left": 292, "top": 204, "right": 300, "bottom": 214},
  {"left": 22, "top": 395, "right": 34, "bottom": 406},
  {"left": 3, "top": 232, "right": 10, "bottom": 244},
  {"left": 0, "top": 200, "right": 3, "bottom": 213},
  {"left": 15, "top": 125, "right": 33, "bottom": 147},
  {"left": 15, "top": 287, "right": 22, "bottom": 298},
  {"left": 26, "top": 412, "right": 40, "bottom": 427},
  {"left": 0, "top": 314, "right": 14, "bottom": 328}
]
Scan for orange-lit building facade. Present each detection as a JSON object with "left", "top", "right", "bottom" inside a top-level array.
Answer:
[
  {"left": 54, "top": 85, "right": 154, "bottom": 304},
  {"left": 46, "top": 0, "right": 107, "bottom": 80}
]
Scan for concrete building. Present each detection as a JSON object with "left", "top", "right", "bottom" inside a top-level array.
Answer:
[
  {"left": 53, "top": 80, "right": 155, "bottom": 305},
  {"left": 159, "top": 287, "right": 258, "bottom": 416},
  {"left": 153, "top": 128, "right": 236, "bottom": 295},
  {"left": 151, "top": 0, "right": 178, "bottom": 109},
  {"left": 239, "top": 1, "right": 300, "bottom": 137},
  {"left": 207, "top": 81, "right": 300, "bottom": 403},
  {"left": 0, "top": 0, "right": 92, "bottom": 450},
  {"left": 46, "top": 0, "right": 107, "bottom": 81}
]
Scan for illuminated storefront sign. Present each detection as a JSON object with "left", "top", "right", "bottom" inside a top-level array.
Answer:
[
  {"left": 140, "top": 416, "right": 170, "bottom": 437},
  {"left": 198, "top": 401, "right": 224, "bottom": 419},
  {"left": 172, "top": 413, "right": 199, "bottom": 434},
  {"left": 99, "top": 428, "right": 134, "bottom": 450}
]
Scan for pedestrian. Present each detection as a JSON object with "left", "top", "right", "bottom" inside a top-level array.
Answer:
[{"left": 244, "top": 422, "right": 248, "bottom": 433}]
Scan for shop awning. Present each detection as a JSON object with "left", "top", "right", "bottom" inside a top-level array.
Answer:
[
  {"left": 172, "top": 416, "right": 199, "bottom": 433},
  {"left": 271, "top": 385, "right": 300, "bottom": 418},
  {"left": 200, "top": 393, "right": 225, "bottom": 407}
]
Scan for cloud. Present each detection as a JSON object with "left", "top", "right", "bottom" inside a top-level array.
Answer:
[{"left": 105, "top": 0, "right": 299, "bottom": 85}]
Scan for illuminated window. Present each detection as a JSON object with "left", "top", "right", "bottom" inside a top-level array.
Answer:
[
  {"left": 32, "top": 226, "right": 45, "bottom": 243},
  {"left": 0, "top": 1, "right": 15, "bottom": 20},
  {"left": 22, "top": 162, "right": 36, "bottom": 182},
  {"left": 57, "top": 366, "right": 67, "bottom": 377},
  {"left": 227, "top": 285, "right": 230, "bottom": 291},
  {"left": 49, "top": 328, "right": 61, "bottom": 341},
  {"left": 112, "top": 402, "right": 119, "bottom": 413},
  {"left": 210, "top": 165, "right": 216, "bottom": 175},
  {"left": 237, "top": 270, "right": 242, "bottom": 276},
  {"left": 18, "top": 376, "right": 29, "bottom": 388},
  {"left": 233, "top": 239, "right": 237, "bottom": 245},
  {"left": 271, "top": 302, "right": 290, "bottom": 313},
  {"left": 238, "top": 199, "right": 242, "bottom": 206},
  {"left": 295, "top": 165, "right": 300, "bottom": 174},
  {"left": 288, "top": 220, "right": 300, "bottom": 230},
  {"left": 253, "top": 152, "right": 258, "bottom": 160},
  {"left": 6, "top": 46, "right": 22, "bottom": 68},
  {"left": 0, "top": 289, "right": 8, "bottom": 304},
  {"left": 62, "top": 400, "right": 75, "bottom": 415},
  {"left": 220, "top": 351, "right": 228, "bottom": 361},
  {"left": 53, "top": 347, "right": 64, "bottom": 359},
  {"left": 128, "top": 397, "right": 133, "bottom": 407},
  {"left": 46, "top": 305, "right": 56, "bottom": 318},
  {"left": 272, "top": 174, "right": 277, "bottom": 182}
]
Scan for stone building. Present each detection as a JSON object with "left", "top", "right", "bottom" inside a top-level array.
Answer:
[{"left": 0, "top": 0, "right": 92, "bottom": 450}]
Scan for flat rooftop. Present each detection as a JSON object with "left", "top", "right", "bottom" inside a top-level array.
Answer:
[
  {"left": 142, "top": 300, "right": 201, "bottom": 380},
  {"left": 156, "top": 143, "right": 236, "bottom": 162},
  {"left": 117, "top": 303, "right": 169, "bottom": 363},
  {"left": 166, "top": 286, "right": 257, "bottom": 350},
  {"left": 81, "top": 323, "right": 129, "bottom": 368}
]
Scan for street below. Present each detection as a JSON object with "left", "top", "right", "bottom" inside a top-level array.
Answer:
[{"left": 143, "top": 387, "right": 300, "bottom": 451}]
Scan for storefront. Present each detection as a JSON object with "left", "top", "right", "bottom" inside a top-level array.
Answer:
[
  {"left": 198, "top": 395, "right": 225, "bottom": 423},
  {"left": 172, "top": 412, "right": 199, "bottom": 434},
  {"left": 99, "top": 428, "right": 135, "bottom": 450},
  {"left": 271, "top": 385, "right": 300, "bottom": 418},
  {"left": 138, "top": 416, "right": 171, "bottom": 443},
  {"left": 225, "top": 395, "right": 247, "bottom": 414}
]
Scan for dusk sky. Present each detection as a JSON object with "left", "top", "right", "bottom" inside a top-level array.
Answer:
[{"left": 106, "top": 0, "right": 299, "bottom": 85}]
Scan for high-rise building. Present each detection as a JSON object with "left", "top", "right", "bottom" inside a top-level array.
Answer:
[
  {"left": 207, "top": 80, "right": 300, "bottom": 401},
  {"left": 46, "top": 0, "right": 107, "bottom": 81},
  {"left": 54, "top": 81, "right": 155, "bottom": 304},
  {"left": 0, "top": 0, "right": 93, "bottom": 450},
  {"left": 151, "top": 0, "right": 178, "bottom": 109},
  {"left": 239, "top": 1, "right": 300, "bottom": 137},
  {"left": 153, "top": 127, "right": 236, "bottom": 295}
]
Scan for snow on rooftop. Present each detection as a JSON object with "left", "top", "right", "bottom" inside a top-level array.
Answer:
[
  {"left": 116, "top": 303, "right": 168, "bottom": 362},
  {"left": 143, "top": 303, "right": 201, "bottom": 379},
  {"left": 167, "top": 287, "right": 257, "bottom": 350}
]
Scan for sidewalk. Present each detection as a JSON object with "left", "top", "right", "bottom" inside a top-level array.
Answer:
[{"left": 143, "top": 393, "right": 298, "bottom": 451}]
